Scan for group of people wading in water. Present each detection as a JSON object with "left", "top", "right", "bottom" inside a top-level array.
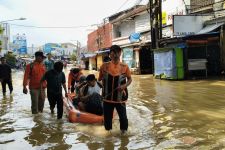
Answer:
[{"left": 20, "top": 45, "right": 132, "bottom": 135}]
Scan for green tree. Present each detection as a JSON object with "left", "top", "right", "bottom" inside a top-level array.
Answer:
[
  {"left": 70, "top": 53, "right": 77, "bottom": 61},
  {"left": 5, "top": 53, "right": 16, "bottom": 68},
  {"left": 0, "top": 25, "right": 3, "bottom": 52},
  {"left": 0, "top": 25, "right": 3, "bottom": 34}
]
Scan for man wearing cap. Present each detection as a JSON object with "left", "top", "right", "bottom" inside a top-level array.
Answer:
[{"left": 23, "top": 51, "right": 47, "bottom": 114}]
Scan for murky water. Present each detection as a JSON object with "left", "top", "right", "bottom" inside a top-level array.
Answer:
[{"left": 1, "top": 68, "right": 225, "bottom": 149}]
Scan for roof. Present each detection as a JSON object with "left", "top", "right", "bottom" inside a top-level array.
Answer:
[
  {"left": 81, "top": 53, "right": 96, "bottom": 59},
  {"left": 109, "top": 5, "right": 148, "bottom": 24},
  {"left": 197, "top": 23, "right": 224, "bottom": 34},
  {"left": 95, "top": 49, "right": 110, "bottom": 54}
]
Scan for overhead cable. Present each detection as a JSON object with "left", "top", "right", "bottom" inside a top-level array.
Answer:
[
  {"left": 116, "top": 0, "right": 130, "bottom": 12},
  {"left": 9, "top": 23, "right": 96, "bottom": 29}
]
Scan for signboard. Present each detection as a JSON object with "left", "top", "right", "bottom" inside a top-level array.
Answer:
[
  {"left": 122, "top": 48, "right": 133, "bottom": 68},
  {"left": 13, "top": 34, "right": 27, "bottom": 55},
  {"left": 173, "top": 15, "right": 206, "bottom": 36},
  {"left": 44, "top": 43, "right": 60, "bottom": 54}
]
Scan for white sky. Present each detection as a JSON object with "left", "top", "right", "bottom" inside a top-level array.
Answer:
[{"left": 0, "top": 0, "right": 144, "bottom": 47}]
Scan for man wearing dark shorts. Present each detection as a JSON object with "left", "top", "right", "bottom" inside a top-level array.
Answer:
[{"left": 41, "top": 61, "right": 68, "bottom": 119}]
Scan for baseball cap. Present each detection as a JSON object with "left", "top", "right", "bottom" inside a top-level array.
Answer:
[{"left": 35, "top": 51, "right": 46, "bottom": 58}]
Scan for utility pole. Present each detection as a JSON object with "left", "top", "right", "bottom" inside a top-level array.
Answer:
[
  {"left": 149, "top": 0, "right": 162, "bottom": 49},
  {"left": 32, "top": 44, "right": 34, "bottom": 55}
]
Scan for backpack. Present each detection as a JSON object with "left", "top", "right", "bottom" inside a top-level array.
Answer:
[
  {"left": 29, "top": 62, "right": 45, "bottom": 78},
  {"left": 29, "top": 63, "right": 34, "bottom": 78}
]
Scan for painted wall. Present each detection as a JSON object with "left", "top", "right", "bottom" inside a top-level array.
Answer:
[
  {"left": 87, "top": 23, "right": 112, "bottom": 51},
  {"left": 135, "top": 12, "right": 150, "bottom": 33},
  {"left": 89, "top": 57, "right": 97, "bottom": 70},
  {"left": 120, "top": 21, "right": 135, "bottom": 37}
]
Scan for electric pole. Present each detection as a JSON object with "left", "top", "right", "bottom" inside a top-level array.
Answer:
[{"left": 149, "top": 0, "right": 162, "bottom": 49}]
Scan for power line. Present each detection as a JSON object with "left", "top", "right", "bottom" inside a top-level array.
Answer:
[
  {"left": 116, "top": 0, "right": 130, "bottom": 12},
  {"left": 134, "top": 0, "right": 143, "bottom": 6},
  {"left": 9, "top": 23, "right": 97, "bottom": 29}
]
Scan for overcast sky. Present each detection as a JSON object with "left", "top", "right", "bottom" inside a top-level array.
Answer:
[{"left": 0, "top": 0, "right": 147, "bottom": 47}]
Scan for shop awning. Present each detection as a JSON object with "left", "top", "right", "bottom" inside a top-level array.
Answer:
[
  {"left": 81, "top": 53, "right": 96, "bottom": 59},
  {"left": 197, "top": 23, "right": 224, "bottom": 34},
  {"left": 95, "top": 49, "right": 110, "bottom": 54}
]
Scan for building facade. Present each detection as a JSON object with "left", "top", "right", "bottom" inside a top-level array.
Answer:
[
  {"left": 0, "top": 23, "right": 10, "bottom": 56},
  {"left": 154, "top": 0, "right": 225, "bottom": 79},
  {"left": 86, "top": 23, "right": 112, "bottom": 70},
  {"left": 61, "top": 42, "right": 77, "bottom": 56},
  {"left": 109, "top": 5, "right": 153, "bottom": 74}
]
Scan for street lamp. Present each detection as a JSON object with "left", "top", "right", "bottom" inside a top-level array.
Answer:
[
  {"left": 0, "top": 17, "right": 26, "bottom": 23},
  {"left": 0, "top": 17, "right": 26, "bottom": 53}
]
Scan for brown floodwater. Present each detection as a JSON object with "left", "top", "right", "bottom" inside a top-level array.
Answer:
[{"left": 1, "top": 68, "right": 225, "bottom": 149}]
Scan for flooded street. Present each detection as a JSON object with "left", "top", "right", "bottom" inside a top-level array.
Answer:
[{"left": 1, "top": 68, "right": 225, "bottom": 149}]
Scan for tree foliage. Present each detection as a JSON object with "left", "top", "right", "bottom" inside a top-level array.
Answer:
[
  {"left": 5, "top": 53, "right": 16, "bottom": 68},
  {"left": 70, "top": 53, "right": 77, "bottom": 61},
  {"left": 0, "top": 25, "right": 3, "bottom": 34},
  {"left": 0, "top": 25, "right": 3, "bottom": 51}
]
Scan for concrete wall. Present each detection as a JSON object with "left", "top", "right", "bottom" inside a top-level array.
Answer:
[
  {"left": 120, "top": 21, "right": 135, "bottom": 37},
  {"left": 87, "top": 23, "right": 112, "bottom": 51},
  {"left": 135, "top": 12, "right": 150, "bottom": 33}
]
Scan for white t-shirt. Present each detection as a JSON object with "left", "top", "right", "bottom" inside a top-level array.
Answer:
[{"left": 87, "top": 82, "right": 101, "bottom": 95}]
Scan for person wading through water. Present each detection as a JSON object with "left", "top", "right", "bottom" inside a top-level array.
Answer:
[
  {"left": 0, "top": 57, "right": 13, "bottom": 96},
  {"left": 44, "top": 53, "right": 54, "bottom": 71},
  {"left": 68, "top": 68, "right": 83, "bottom": 93},
  {"left": 23, "top": 51, "right": 46, "bottom": 114},
  {"left": 40, "top": 61, "right": 68, "bottom": 119},
  {"left": 98, "top": 45, "right": 132, "bottom": 135}
]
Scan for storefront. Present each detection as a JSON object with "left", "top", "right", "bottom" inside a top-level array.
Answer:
[
  {"left": 154, "top": 47, "right": 184, "bottom": 80},
  {"left": 80, "top": 53, "right": 96, "bottom": 70},
  {"left": 96, "top": 49, "right": 110, "bottom": 71},
  {"left": 184, "top": 33, "right": 221, "bottom": 77},
  {"left": 122, "top": 47, "right": 134, "bottom": 68},
  {"left": 156, "top": 32, "right": 221, "bottom": 80}
]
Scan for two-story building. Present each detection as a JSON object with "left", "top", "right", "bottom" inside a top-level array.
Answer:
[
  {"left": 86, "top": 23, "right": 112, "bottom": 70},
  {"left": 108, "top": 4, "right": 153, "bottom": 74}
]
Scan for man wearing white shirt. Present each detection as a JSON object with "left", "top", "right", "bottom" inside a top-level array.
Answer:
[{"left": 78, "top": 74, "right": 103, "bottom": 115}]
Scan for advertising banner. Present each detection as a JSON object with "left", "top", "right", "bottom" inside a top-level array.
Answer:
[
  {"left": 122, "top": 48, "right": 133, "bottom": 68},
  {"left": 13, "top": 34, "right": 27, "bottom": 54}
]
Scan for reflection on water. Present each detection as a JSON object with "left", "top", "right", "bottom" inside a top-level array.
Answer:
[
  {"left": 1, "top": 70, "right": 225, "bottom": 149},
  {"left": 24, "top": 115, "right": 71, "bottom": 149},
  {"left": 0, "top": 95, "right": 13, "bottom": 117},
  {"left": 152, "top": 79, "right": 225, "bottom": 149},
  {"left": 0, "top": 95, "right": 14, "bottom": 145}
]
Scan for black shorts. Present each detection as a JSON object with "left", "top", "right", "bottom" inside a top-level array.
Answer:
[{"left": 85, "top": 93, "right": 103, "bottom": 115}]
